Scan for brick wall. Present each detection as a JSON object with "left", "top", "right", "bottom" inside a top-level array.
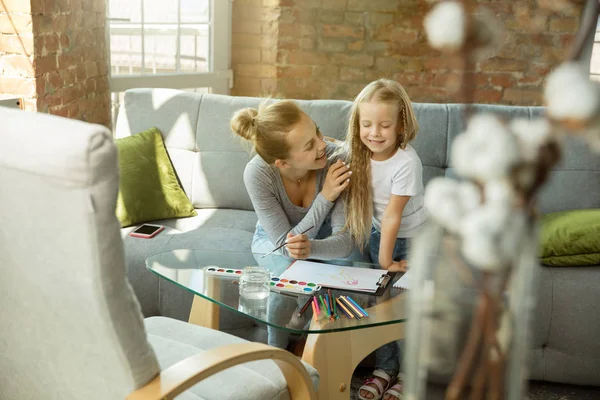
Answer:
[
  {"left": 231, "top": 0, "right": 582, "bottom": 106},
  {"left": 231, "top": 0, "right": 279, "bottom": 97},
  {"left": 1, "top": 0, "right": 110, "bottom": 126}
]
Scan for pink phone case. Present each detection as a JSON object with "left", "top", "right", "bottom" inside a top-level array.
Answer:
[{"left": 129, "top": 225, "right": 164, "bottom": 239}]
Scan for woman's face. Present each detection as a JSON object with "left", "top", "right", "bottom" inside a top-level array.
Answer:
[{"left": 282, "top": 112, "right": 328, "bottom": 170}]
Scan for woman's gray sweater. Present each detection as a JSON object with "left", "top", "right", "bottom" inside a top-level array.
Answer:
[{"left": 243, "top": 143, "right": 352, "bottom": 259}]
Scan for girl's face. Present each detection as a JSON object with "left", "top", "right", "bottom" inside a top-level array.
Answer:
[
  {"left": 358, "top": 101, "right": 400, "bottom": 161},
  {"left": 282, "top": 112, "right": 328, "bottom": 170}
]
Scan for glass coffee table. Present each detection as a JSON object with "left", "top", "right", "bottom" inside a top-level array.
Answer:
[{"left": 146, "top": 249, "right": 408, "bottom": 400}]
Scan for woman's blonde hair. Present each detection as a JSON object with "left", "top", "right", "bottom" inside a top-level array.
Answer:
[
  {"left": 344, "top": 79, "right": 419, "bottom": 248},
  {"left": 231, "top": 100, "right": 303, "bottom": 164}
]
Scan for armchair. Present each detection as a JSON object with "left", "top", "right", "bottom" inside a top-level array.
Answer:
[{"left": 0, "top": 107, "right": 318, "bottom": 400}]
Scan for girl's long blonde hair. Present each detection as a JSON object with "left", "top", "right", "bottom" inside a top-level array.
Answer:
[{"left": 344, "top": 79, "right": 419, "bottom": 248}]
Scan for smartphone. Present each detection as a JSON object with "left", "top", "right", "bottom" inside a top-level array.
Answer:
[{"left": 129, "top": 224, "right": 164, "bottom": 239}]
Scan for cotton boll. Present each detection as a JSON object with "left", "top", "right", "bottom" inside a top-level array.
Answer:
[
  {"left": 451, "top": 115, "right": 497, "bottom": 178},
  {"left": 424, "top": 178, "right": 483, "bottom": 233},
  {"left": 424, "top": 1, "right": 467, "bottom": 51},
  {"left": 451, "top": 114, "right": 521, "bottom": 182},
  {"left": 460, "top": 203, "right": 513, "bottom": 271},
  {"left": 460, "top": 207, "right": 503, "bottom": 271},
  {"left": 457, "top": 181, "right": 482, "bottom": 213},
  {"left": 544, "top": 62, "right": 600, "bottom": 124},
  {"left": 476, "top": 129, "right": 520, "bottom": 181},
  {"left": 424, "top": 178, "right": 464, "bottom": 232},
  {"left": 510, "top": 118, "right": 552, "bottom": 162},
  {"left": 460, "top": 207, "right": 489, "bottom": 239},
  {"left": 461, "top": 235, "right": 503, "bottom": 271},
  {"left": 429, "top": 200, "right": 463, "bottom": 233},
  {"left": 484, "top": 179, "right": 515, "bottom": 205},
  {"left": 481, "top": 202, "right": 513, "bottom": 234},
  {"left": 424, "top": 178, "right": 456, "bottom": 212}
]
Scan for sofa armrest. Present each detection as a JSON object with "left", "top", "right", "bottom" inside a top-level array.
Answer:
[{"left": 127, "top": 342, "right": 317, "bottom": 400}]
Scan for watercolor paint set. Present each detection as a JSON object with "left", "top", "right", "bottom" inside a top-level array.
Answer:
[
  {"left": 269, "top": 277, "right": 321, "bottom": 295},
  {"left": 204, "top": 266, "right": 322, "bottom": 296},
  {"left": 205, "top": 266, "right": 244, "bottom": 277}
]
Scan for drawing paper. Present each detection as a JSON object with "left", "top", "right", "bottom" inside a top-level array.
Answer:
[{"left": 278, "top": 260, "right": 387, "bottom": 293}]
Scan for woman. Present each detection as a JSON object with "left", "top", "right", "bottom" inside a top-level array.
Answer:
[{"left": 231, "top": 99, "right": 355, "bottom": 349}]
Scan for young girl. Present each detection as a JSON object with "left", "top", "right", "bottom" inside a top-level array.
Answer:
[{"left": 345, "top": 79, "right": 428, "bottom": 400}]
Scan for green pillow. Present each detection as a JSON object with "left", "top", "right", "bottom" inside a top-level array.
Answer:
[
  {"left": 115, "top": 127, "right": 197, "bottom": 227},
  {"left": 540, "top": 209, "right": 600, "bottom": 266}
]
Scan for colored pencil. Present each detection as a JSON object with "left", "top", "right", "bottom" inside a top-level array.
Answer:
[
  {"left": 298, "top": 296, "right": 313, "bottom": 317},
  {"left": 345, "top": 296, "right": 369, "bottom": 317},
  {"left": 311, "top": 299, "right": 318, "bottom": 322},
  {"left": 335, "top": 297, "right": 354, "bottom": 319},
  {"left": 326, "top": 294, "right": 335, "bottom": 321},
  {"left": 325, "top": 294, "right": 332, "bottom": 316},
  {"left": 313, "top": 296, "right": 320, "bottom": 318},
  {"left": 332, "top": 291, "right": 337, "bottom": 317},
  {"left": 339, "top": 296, "right": 363, "bottom": 319},
  {"left": 319, "top": 295, "right": 329, "bottom": 317}
]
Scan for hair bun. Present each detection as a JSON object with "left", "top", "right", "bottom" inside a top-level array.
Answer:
[{"left": 231, "top": 107, "right": 259, "bottom": 141}]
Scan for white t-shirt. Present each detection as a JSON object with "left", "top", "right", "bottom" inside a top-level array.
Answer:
[{"left": 371, "top": 145, "right": 428, "bottom": 238}]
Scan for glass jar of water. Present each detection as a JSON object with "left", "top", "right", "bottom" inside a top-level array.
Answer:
[{"left": 239, "top": 266, "right": 270, "bottom": 300}]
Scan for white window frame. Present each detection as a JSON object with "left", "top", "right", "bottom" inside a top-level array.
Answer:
[
  {"left": 590, "top": 18, "right": 600, "bottom": 81},
  {"left": 106, "top": 0, "right": 233, "bottom": 94}
]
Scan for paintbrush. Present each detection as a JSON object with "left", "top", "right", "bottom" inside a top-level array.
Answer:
[{"left": 260, "top": 225, "right": 315, "bottom": 259}]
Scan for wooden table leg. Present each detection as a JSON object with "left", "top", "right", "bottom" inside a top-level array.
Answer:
[
  {"left": 188, "top": 295, "right": 220, "bottom": 329},
  {"left": 302, "top": 323, "right": 405, "bottom": 400},
  {"left": 188, "top": 277, "right": 221, "bottom": 329}
]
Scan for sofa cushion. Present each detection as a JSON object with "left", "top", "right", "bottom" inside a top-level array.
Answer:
[
  {"left": 151, "top": 209, "right": 258, "bottom": 234},
  {"left": 115, "top": 128, "right": 197, "bottom": 227},
  {"left": 540, "top": 209, "right": 600, "bottom": 266},
  {"left": 164, "top": 227, "right": 255, "bottom": 257},
  {"left": 145, "top": 316, "right": 318, "bottom": 400}
]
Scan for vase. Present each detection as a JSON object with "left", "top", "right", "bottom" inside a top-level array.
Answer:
[{"left": 403, "top": 219, "right": 540, "bottom": 400}]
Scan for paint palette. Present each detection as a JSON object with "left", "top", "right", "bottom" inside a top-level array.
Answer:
[
  {"left": 270, "top": 277, "right": 321, "bottom": 295},
  {"left": 205, "top": 266, "right": 244, "bottom": 278}
]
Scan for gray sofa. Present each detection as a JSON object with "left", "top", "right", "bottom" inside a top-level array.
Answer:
[{"left": 115, "top": 88, "right": 600, "bottom": 386}]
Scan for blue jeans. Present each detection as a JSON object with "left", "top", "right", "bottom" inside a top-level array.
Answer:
[
  {"left": 369, "top": 226, "right": 410, "bottom": 376},
  {"left": 369, "top": 226, "right": 410, "bottom": 267},
  {"left": 252, "top": 221, "right": 370, "bottom": 348}
]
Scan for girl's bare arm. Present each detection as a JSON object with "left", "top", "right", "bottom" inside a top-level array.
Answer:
[{"left": 379, "top": 195, "right": 410, "bottom": 270}]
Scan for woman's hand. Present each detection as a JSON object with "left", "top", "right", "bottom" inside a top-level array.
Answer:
[
  {"left": 385, "top": 260, "right": 408, "bottom": 272},
  {"left": 286, "top": 232, "right": 311, "bottom": 259},
  {"left": 321, "top": 160, "right": 352, "bottom": 202},
  {"left": 323, "top": 136, "right": 344, "bottom": 146}
]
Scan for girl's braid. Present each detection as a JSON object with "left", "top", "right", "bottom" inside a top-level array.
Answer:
[{"left": 400, "top": 103, "right": 408, "bottom": 148}]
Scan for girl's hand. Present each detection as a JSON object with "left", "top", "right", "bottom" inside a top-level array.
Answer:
[
  {"left": 321, "top": 160, "right": 352, "bottom": 202},
  {"left": 386, "top": 260, "right": 408, "bottom": 272},
  {"left": 286, "top": 232, "right": 311, "bottom": 259}
]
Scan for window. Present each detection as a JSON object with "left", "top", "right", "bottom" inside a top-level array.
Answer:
[
  {"left": 591, "top": 20, "right": 600, "bottom": 82},
  {"left": 107, "top": 0, "right": 232, "bottom": 125}
]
